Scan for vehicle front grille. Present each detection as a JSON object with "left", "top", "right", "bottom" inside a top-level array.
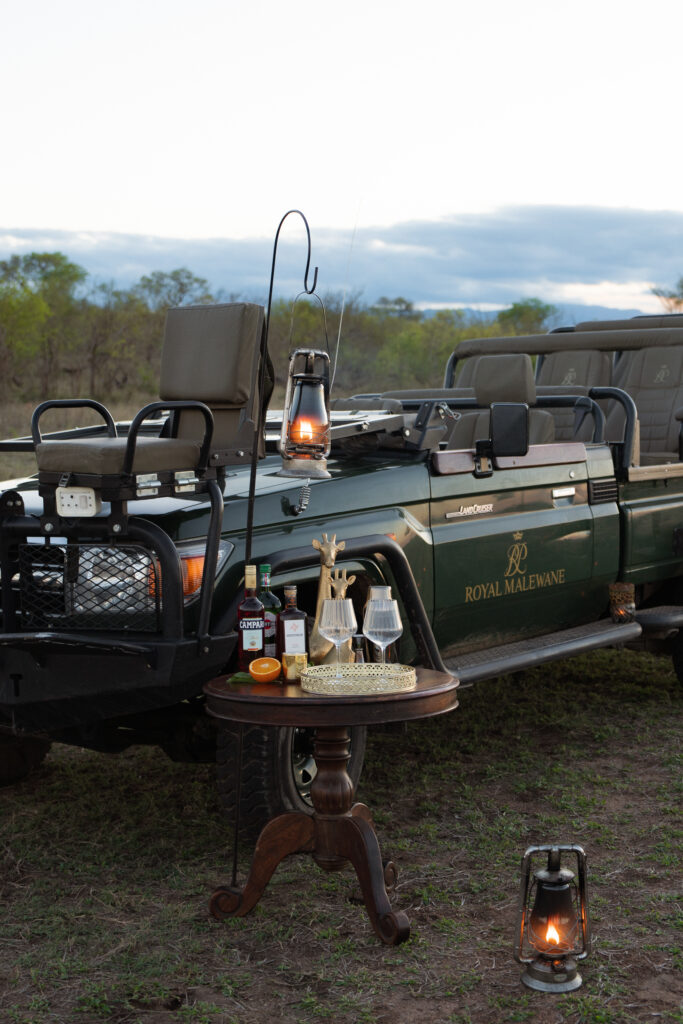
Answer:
[{"left": 18, "top": 543, "right": 160, "bottom": 632}]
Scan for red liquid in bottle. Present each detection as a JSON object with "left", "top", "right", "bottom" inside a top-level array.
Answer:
[{"left": 237, "top": 565, "right": 265, "bottom": 671}]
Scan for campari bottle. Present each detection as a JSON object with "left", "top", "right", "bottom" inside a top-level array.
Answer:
[
  {"left": 259, "top": 563, "right": 281, "bottom": 659},
  {"left": 277, "top": 584, "right": 308, "bottom": 658},
  {"left": 237, "top": 565, "right": 265, "bottom": 671}
]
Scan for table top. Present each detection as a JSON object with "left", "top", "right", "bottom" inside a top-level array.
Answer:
[{"left": 204, "top": 667, "right": 459, "bottom": 728}]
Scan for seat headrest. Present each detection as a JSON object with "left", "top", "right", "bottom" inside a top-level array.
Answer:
[{"left": 473, "top": 353, "right": 536, "bottom": 406}]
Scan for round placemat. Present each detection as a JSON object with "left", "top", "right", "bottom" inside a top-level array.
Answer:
[{"left": 300, "top": 663, "right": 417, "bottom": 695}]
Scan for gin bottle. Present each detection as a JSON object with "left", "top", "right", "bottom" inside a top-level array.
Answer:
[
  {"left": 259, "top": 563, "right": 281, "bottom": 659},
  {"left": 277, "top": 584, "right": 308, "bottom": 657}
]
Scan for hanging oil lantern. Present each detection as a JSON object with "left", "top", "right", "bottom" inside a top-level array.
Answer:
[{"left": 279, "top": 349, "right": 331, "bottom": 478}]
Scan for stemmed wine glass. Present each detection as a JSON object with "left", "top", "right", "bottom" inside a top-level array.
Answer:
[
  {"left": 318, "top": 598, "right": 357, "bottom": 681},
  {"left": 363, "top": 598, "right": 403, "bottom": 677}
]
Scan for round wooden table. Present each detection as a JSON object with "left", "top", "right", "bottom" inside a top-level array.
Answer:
[{"left": 204, "top": 667, "right": 459, "bottom": 945}]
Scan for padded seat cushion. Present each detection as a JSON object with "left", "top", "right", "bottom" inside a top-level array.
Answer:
[{"left": 36, "top": 436, "right": 201, "bottom": 476}]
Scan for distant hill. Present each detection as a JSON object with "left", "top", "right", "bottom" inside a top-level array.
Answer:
[
  {"left": 0, "top": 227, "right": 654, "bottom": 324},
  {"left": 543, "top": 304, "right": 649, "bottom": 327},
  {"left": 420, "top": 304, "right": 649, "bottom": 327}
]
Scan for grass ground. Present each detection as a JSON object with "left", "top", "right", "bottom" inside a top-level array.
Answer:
[{"left": 0, "top": 649, "right": 681, "bottom": 1024}]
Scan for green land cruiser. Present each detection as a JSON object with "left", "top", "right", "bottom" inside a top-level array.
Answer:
[{"left": 2, "top": 302, "right": 683, "bottom": 835}]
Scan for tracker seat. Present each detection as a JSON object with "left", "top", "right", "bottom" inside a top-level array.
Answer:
[{"left": 33, "top": 302, "right": 268, "bottom": 517}]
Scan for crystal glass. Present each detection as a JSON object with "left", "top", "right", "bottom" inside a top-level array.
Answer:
[
  {"left": 318, "top": 598, "right": 357, "bottom": 680},
  {"left": 363, "top": 598, "right": 403, "bottom": 673}
]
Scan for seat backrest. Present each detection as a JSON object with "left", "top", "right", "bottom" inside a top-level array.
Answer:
[
  {"left": 536, "top": 349, "right": 613, "bottom": 388},
  {"left": 160, "top": 302, "right": 269, "bottom": 465},
  {"left": 452, "top": 355, "right": 481, "bottom": 386},
  {"left": 474, "top": 352, "right": 536, "bottom": 405},
  {"left": 447, "top": 353, "right": 554, "bottom": 448},
  {"left": 605, "top": 345, "right": 683, "bottom": 456},
  {"left": 536, "top": 349, "right": 612, "bottom": 440}
]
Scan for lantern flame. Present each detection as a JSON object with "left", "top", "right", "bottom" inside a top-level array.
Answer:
[
  {"left": 546, "top": 922, "right": 561, "bottom": 945},
  {"left": 294, "top": 419, "right": 314, "bottom": 442}
]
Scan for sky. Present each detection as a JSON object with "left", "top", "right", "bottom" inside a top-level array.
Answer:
[{"left": 2, "top": 0, "right": 683, "bottom": 315}]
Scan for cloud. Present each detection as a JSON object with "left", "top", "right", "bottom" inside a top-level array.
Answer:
[{"left": 1, "top": 205, "right": 681, "bottom": 314}]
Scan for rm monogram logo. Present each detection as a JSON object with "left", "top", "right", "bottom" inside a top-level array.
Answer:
[
  {"left": 561, "top": 368, "right": 578, "bottom": 385},
  {"left": 504, "top": 539, "right": 528, "bottom": 577},
  {"left": 654, "top": 365, "right": 670, "bottom": 384}
]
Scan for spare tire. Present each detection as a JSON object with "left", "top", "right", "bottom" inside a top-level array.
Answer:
[{"left": 215, "top": 723, "right": 367, "bottom": 840}]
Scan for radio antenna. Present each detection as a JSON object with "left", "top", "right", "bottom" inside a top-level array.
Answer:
[{"left": 331, "top": 201, "right": 361, "bottom": 390}]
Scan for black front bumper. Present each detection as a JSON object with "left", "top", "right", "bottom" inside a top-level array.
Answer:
[{"left": 0, "top": 630, "right": 237, "bottom": 730}]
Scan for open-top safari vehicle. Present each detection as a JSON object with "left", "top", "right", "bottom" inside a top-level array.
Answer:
[{"left": 2, "top": 222, "right": 683, "bottom": 834}]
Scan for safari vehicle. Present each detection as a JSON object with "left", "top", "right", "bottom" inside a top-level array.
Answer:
[{"left": 2, "top": 302, "right": 683, "bottom": 835}]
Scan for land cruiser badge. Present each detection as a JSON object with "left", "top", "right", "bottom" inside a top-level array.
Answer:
[{"left": 446, "top": 502, "right": 494, "bottom": 518}]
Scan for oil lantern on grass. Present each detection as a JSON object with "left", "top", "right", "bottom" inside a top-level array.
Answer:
[
  {"left": 279, "top": 348, "right": 331, "bottom": 479},
  {"left": 514, "top": 844, "right": 590, "bottom": 992}
]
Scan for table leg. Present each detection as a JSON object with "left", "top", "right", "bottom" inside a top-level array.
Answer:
[
  {"left": 209, "top": 724, "right": 409, "bottom": 945},
  {"left": 310, "top": 725, "right": 410, "bottom": 945},
  {"left": 209, "top": 811, "right": 315, "bottom": 919},
  {"left": 324, "top": 811, "right": 410, "bottom": 944}
]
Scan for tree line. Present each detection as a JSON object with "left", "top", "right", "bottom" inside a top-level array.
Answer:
[{"left": 0, "top": 252, "right": 561, "bottom": 406}]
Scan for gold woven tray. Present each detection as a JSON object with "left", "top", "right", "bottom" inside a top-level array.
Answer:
[{"left": 300, "top": 663, "right": 417, "bottom": 695}]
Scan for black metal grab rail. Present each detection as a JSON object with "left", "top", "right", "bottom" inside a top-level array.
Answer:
[{"left": 589, "top": 386, "right": 638, "bottom": 474}]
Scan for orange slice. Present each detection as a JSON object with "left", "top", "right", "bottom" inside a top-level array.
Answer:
[{"left": 248, "top": 657, "right": 281, "bottom": 682}]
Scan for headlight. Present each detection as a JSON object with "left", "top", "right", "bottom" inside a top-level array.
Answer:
[
  {"left": 175, "top": 539, "right": 234, "bottom": 602},
  {"left": 67, "top": 546, "right": 156, "bottom": 617}
]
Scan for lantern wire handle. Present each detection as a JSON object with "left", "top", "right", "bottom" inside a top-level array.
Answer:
[
  {"left": 287, "top": 290, "right": 332, "bottom": 356},
  {"left": 245, "top": 210, "right": 319, "bottom": 564}
]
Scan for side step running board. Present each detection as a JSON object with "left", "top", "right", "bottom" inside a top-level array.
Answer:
[
  {"left": 444, "top": 619, "right": 643, "bottom": 687},
  {"left": 635, "top": 605, "right": 683, "bottom": 637}
]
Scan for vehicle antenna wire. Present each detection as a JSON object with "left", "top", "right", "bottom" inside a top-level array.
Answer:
[{"left": 331, "top": 201, "right": 361, "bottom": 390}]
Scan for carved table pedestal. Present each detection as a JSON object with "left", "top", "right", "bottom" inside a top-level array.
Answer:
[{"left": 203, "top": 668, "right": 459, "bottom": 945}]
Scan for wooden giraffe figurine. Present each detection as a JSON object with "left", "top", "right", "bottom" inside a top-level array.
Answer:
[{"left": 310, "top": 535, "right": 356, "bottom": 664}]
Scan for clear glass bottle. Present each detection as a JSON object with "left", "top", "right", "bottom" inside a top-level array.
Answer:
[
  {"left": 277, "top": 584, "right": 308, "bottom": 657},
  {"left": 352, "top": 634, "right": 365, "bottom": 664},
  {"left": 237, "top": 564, "right": 264, "bottom": 671},
  {"left": 259, "top": 563, "right": 281, "bottom": 659}
]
